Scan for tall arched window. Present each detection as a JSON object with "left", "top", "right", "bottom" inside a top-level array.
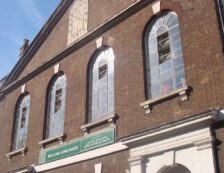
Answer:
[
  {"left": 45, "top": 74, "right": 67, "bottom": 139},
  {"left": 12, "top": 94, "right": 30, "bottom": 151},
  {"left": 145, "top": 11, "right": 186, "bottom": 99},
  {"left": 88, "top": 47, "right": 115, "bottom": 122}
]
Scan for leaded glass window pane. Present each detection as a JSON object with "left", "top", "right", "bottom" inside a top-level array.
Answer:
[
  {"left": 13, "top": 94, "right": 30, "bottom": 150},
  {"left": 88, "top": 48, "right": 115, "bottom": 122},
  {"left": 146, "top": 11, "right": 186, "bottom": 99},
  {"left": 46, "top": 74, "right": 66, "bottom": 139}
]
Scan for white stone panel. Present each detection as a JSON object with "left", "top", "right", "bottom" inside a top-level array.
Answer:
[
  {"left": 152, "top": 1, "right": 161, "bottom": 14},
  {"left": 21, "top": 84, "right": 26, "bottom": 93},
  {"left": 175, "top": 147, "right": 199, "bottom": 173},
  {"left": 67, "top": 0, "right": 88, "bottom": 45},
  {"left": 95, "top": 163, "right": 102, "bottom": 173}
]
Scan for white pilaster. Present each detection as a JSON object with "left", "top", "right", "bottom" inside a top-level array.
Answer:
[
  {"left": 195, "top": 138, "right": 217, "bottom": 173},
  {"left": 129, "top": 156, "right": 144, "bottom": 173}
]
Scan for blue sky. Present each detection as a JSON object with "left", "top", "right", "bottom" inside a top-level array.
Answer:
[{"left": 0, "top": 0, "right": 61, "bottom": 79}]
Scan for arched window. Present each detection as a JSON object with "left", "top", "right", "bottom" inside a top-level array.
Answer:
[
  {"left": 145, "top": 11, "right": 186, "bottom": 99},
  {"left": 12, "top": 94, "right": 30, "bottom": 150},
  {"left": 158, "top": 164, "right": 191, "bottom": 173},
  {"left": 88, "top": 47, "right": 115, "bottom": 122},
  {"left": 45, "top": 74, "right": 67, "bottom": 139}
]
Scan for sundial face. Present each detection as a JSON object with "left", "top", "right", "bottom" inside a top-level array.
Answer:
[{"left": 67, "top": 0, "right": 88, "bottom": 45}]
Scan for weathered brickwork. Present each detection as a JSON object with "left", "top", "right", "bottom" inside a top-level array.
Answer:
[
  {"left": 19, "top": 0, "right": 136, "bottom": 80},
  {"left": 0, "top": 0, "right": 224, "bottom": 172}
]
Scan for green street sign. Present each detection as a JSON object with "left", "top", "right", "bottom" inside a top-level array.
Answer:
[{"left": 39, "top": 128, "right": 115, "bottom": 164}]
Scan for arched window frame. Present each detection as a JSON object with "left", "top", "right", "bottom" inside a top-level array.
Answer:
[
  {"left": 12, "top": 93, "right": 30, "bottom": 151},
  {"left": 87, "top": 47, "right": 115, "bottom": 123},
  {"left": 141, "top": 11, "right": 189, "bottom": 114},
  {"left": 216, "top": 0, "right": 224, "bottom": 50},
  {"left": 45, "top": 73, "right": 67, "bottom": 140}
]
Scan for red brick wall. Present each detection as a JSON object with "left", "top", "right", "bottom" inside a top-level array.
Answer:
[{"left": 88, "top": 0, "right": 135, "bottom": 30}]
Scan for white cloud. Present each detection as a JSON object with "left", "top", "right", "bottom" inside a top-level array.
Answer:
[{"left": 16, "top": 0, "right": 45, "bottom": 29}]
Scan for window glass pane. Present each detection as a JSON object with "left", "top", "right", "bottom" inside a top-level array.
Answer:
[
  {"left": 161, "top": 78, "right": 174, "bottom": 95},
  {"left": 149, "top": 31, "right": 157, "bottom": 39},
  {"left": 175, "top": 70, "right": 185, "bottom": 89},
  {"left": 160, "top": 69, "right": 172, "bottom": 80},
  {"left": 173, "top": 55, "right": 183, "bottom": 63},
  {"left": 149, "top": 52, "right": 159, "bottom": 66},
  {"left": 157, "top": 26, "right": 167, "bottom": 35},
  {"left": 174, "top": 60, "right": 184, "bottom": 73},
  {"left": 108, "top": 74, "right": 114, "bottom": 87},
  {"left": 167, "top": 15, "right": 175, "bottom": 27},
  {"left": 99, "top": 101, "right": 108, "bottom": 116},
  {"left": 150, "top": 67, "right": 160, "bottom": 82},
  {"left": 149, "top": 41, "right": 157, "bottom": 53},
  {"left": 164, "top": 12, "right": 171, "bottom": 26},
  {"left": 172, "top": 48, "right": 183, "bottom": 58},
  {"left": 18, "top": 128, "right": 26, "bottom": 149},
  {"left": 170, "top": 32, "right": 180, "bottom": 42},
  {"left": 170, "top": 38, "right": 181, "bottom": 51},
  {"left": 160, "top": 60, "right": 172, "bottom": 78},
  {"left": 167, "top": 17, "right": 178, "bottom": 28},
  {"left": 169, "top": 26, "right": 179, "bottom": 37}
]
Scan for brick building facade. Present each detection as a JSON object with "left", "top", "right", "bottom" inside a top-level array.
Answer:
[{"left": 0, "top": 0, "right": 224, "bottom": 172}]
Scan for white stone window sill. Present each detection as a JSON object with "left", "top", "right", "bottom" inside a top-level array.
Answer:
[
  {"left": 81, "top": 114, "right": 117, "bottom": 135},
  {"left": 140, "top": 85, "right": 189, "bottom": 114},
  {"left": 6, "top": 147, "right": 27, "bottom": 161},
  {"left": 38, "top": 133, "right": 66, "bottom": 149}
]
